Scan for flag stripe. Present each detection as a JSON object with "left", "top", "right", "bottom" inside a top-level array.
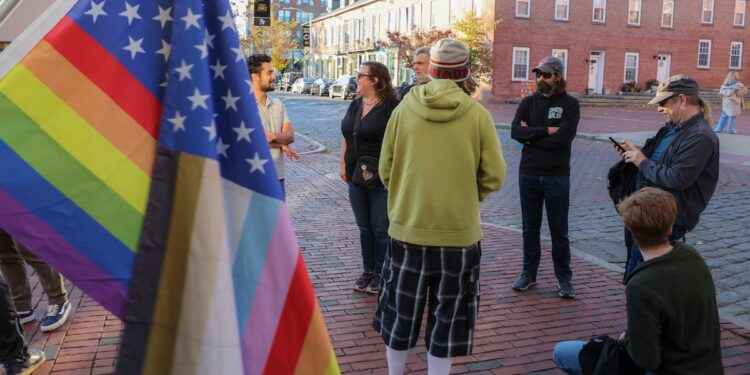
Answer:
[
  {"left": 263, "top": 252, "right": 315, "bottom": 375},
  {"left": 22, "top": 40, "right": 156, "bottom": 175},
  {"left": 241, "top": 204, "right": 299, "bottom": 374},
  {"left": 143, "top": 153, "right": 205, "bottom": 375},
  {"left": 0, "top": 141, "right": 135, "bottom": 286},
  {"left": 44, "top": 16, "right": 161, "bottom": 138},
  {"left": 0, "top": 93, "right": 143, "bottom": 251},
  {"left": 1, "top": 64, "right": 150, "bottom": 214},
  {"left": 294, "top": 307, "right": 341, "bottom": 375},
  {"left": 0, "top": 187, "right": 129, "bottom": 316}
]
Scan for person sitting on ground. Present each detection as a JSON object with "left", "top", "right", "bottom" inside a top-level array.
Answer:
[{"left": 552, "top": 187, "right": 723, "bottom": 374}]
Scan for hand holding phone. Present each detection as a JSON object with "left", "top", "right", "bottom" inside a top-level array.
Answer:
[{"left": 609, "top": 137, "right": 626, "bottom": 153}]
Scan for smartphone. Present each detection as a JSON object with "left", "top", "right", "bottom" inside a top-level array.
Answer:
[{"left": 609, "top": 137, "right": 626, "bottom": 153}]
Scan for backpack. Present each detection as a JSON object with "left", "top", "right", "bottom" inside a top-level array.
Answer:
[{"left": 579, "top": 336, "right": 646, "bottom": 375}]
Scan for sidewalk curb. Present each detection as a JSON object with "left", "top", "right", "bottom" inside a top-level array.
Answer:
[{"left": 296, "top": 131, "right": 327, "bottom": 155}]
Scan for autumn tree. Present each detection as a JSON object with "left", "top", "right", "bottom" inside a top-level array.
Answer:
[
  {"left": 453, "top": 12, "right": 498, "bottom": 84},
  {"left": 242, "top": 2, "right": 299, "bottom": 72},
  {"left": 378, "top": 29, "right": 456, "bottom": 68}
]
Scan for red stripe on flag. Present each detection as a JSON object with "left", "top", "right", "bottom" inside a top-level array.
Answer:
[
  {"left": 263, "top": 251, "right": 315, "bottom": 375},
  {"left": 43, "top": 16, "right": 160, "bottom": 138}
]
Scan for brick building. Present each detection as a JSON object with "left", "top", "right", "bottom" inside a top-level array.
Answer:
[{"left": 492, "top": 0, "right": 748, "bottom": 101}]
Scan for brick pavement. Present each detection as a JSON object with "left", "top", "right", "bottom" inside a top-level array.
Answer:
[{"left": 13, "top": 144, "right": 750, "bottom": 374}]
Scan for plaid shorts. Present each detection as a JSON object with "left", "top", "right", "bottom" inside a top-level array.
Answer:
[{"left": 372, "top": 238, "right": 481, "bottom": 358}]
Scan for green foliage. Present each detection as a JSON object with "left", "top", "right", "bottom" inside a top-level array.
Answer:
[{"left": 242, "top": 2, "right": 299, "bottom": 72}]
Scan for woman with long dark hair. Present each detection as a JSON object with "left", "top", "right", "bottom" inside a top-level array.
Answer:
[{"left": 339, "top": 62, "right": 399, "bottom": 294}]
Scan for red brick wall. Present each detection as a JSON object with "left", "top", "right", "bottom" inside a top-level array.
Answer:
[{"left": 492, "top": 0, "right": 749, "bottom": 101}]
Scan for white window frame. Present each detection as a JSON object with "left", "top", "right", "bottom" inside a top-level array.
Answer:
[
  {"left": 512, "top": 47, "right": 530, "bottom": 81},
  {"left": 516, "top": 0, "right": 530, "bottom": 18},
  {"left": 730, "top": 42, "right": 743, "bottom": 69},
  {"left": 624, "top": 53, "right": 639, "bottom": 83},
  {"left": 555, "top": 0, "right": 569, "bottom": 21},
  {"left": 702, "top": 0, "right": 714, "bottom": 24},
  {"left": 473, "top": 0, "right": 482, "bottom": 17},
  {"left": 628, "top": 0, "right": 641, "bottom": 25},
  {"left": 735, "top": 0, "right": 746, "bottom": 26},
  {"left": 593, "top": 0, "right": 607, "bottom": 23},
  {"left": 430, "top": 0, "right": 438, "bottom": 27},
  {"left": 697, "top": 39, "right": 712, "bottom": 68},
  {"left": 552, "top": 49, "right": 568, "bottom": 79},
  {"left": 412, "top": 3, "right": 422, "bottom": 30},
  {"left": 661, "top": 0, "right": 674, "bottom": 28}
]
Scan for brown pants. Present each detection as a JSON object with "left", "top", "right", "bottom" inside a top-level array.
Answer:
[{"left": 0, "top": 230, "right": 67, "bottom": 311}]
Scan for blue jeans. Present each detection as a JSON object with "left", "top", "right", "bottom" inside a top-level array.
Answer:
[
  {"left": 625, "top": 225, "right": 686, "bottom": 276},
  {"left": 519, "top": 173, "right": 572, "bottom": 282},
  {"left": 714, "top": 112, "right": 737, "bottom": 133},
  {"left": 553, "top": 340, "right": 654, "bottom": 375},
  {"left": 348, "top": 183, "right": 389, "bottom": 275}
]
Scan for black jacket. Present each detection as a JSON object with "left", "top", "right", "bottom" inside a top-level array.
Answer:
[
  {"left": 510, "top": 91, "right": 580, "bottom": 176},
  {"left": 341, "top": 97, "right": 399, "bottom": 181}
]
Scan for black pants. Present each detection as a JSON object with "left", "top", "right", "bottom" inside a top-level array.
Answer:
[{"left": 0, "top": 273, "right": 26, "bottom": 367}]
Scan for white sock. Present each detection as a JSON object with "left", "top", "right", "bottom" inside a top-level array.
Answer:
[
  {"left": 386, "top": 347, "right": 409, "bottom": 375},
  {"left": 427, "top": 353, "right": 453, "bottom": 375}
]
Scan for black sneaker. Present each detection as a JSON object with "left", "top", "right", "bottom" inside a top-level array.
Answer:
[
  {"left": 5, "top": 348, "right": 46, "bottom": 375},
  {"left": 511, "top": 272, "right": 536, "bottom": 291},
  {"left": 365, "top": 274, "right": 381, "bottom": 294},
  {"left": 353, "top": 272, "right": 373, "bottom": 292},
  {"left": 558, "top": 281, "right": 576, "bottom": 299}
]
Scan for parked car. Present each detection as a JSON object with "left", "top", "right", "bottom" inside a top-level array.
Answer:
[
  {"left": 330, "top": 76, "right": 357, "bottom": 99},
  {"left": 310, "top": 78, "right": 333, "bottom": 96},
  {"left": 279, "top": 71, "right": 303, "bottom": 91},
  {"left": 291, "top": 78, "right": 315, "bottom": 94}
]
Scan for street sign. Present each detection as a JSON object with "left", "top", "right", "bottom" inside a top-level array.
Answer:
[
  {"left": 254, "top": 0, "right": 271, "bottom": 27},
  {"left": 302, "top": 25, "right": 310, "bottom": 47}
]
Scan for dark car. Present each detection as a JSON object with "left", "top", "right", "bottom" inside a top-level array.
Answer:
[
  {"left": 310, "top": 78, "right": 333, "bottom": 96},
  {"left": 330, "top": 76, "right": 357, "bottom": 99}
]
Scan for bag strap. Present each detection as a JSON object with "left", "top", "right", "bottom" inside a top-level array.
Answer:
[{"left": 352, "top": 98, "right": 363, "bottom": 159}]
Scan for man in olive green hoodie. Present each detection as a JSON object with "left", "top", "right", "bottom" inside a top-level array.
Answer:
[{"left": 373, "top": 39, "right": 506, "bottom": 375}]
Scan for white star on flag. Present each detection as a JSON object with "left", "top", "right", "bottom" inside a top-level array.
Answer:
[
  {"left": 203, "top": 120, "right": 217, "bottom": 140},
  {"left": 210, "top": 60, "right": 227, "bottom": 79},
  {"left": 123, "top": 36, "right": 145, "bottom": 59},
  {"left": 175, "top": 60, "right": 194, "bottom": 81},
  {"left": 195, "top": 41, "right": 209, "bottom": 59},
  {"left": 246, "top": 152, "right": 268, "bottom": 174},
  {"left": 187, "top": 88, "right": 210, "bottom": 110},
  {"left": 204, "top": 29, "right": 216, "bottom": 49},
  {"left": 153, "top": 5, "right": 172, "bottom": 29},
  {"left": 167, "top": 111, "right": 187, "bottom": 132},
  {"left": 156, "top": 40, "right": 171, "bottom": 61},
  {"left": 218, "top": 10, "right": 236, "bottom": 32},
  {"left": 119, "top": 2, "right": 142, "bottom": 25},
  {"left": 231, "top": 47, "right": 244, "bottom": 63},
  {"left": 181, "top": 8, "right": 202, "bottom": 30},
  {"left": 84, "top": 0, "right": 107, "bottom": 23},
  {"left": 232, "top": 121, "right": 254, "bottom": 143},
  {"left": 216, "top": 137, "right": 230, "bottom": 158},
  {"left": 222, "top": 89, "right": 240, "bottom": 111}
]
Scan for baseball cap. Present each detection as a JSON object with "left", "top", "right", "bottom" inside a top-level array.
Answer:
[
  {"left": 532, "top": 56, "right": 564, "bottom": 74},
  {"left": 648, "top": 75, "right": 701, "bottom": 105}
]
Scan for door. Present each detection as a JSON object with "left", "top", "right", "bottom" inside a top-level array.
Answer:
[
  {"left": 588, "top": 51, "right": 605, "bottom": 94},
  {"left": 656, "top": 54, "right": 671, "bottom": 83}
]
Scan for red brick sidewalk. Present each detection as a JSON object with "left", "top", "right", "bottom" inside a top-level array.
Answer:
[{"left": 13, "top": 150, "right": 750, "bottom": 374}]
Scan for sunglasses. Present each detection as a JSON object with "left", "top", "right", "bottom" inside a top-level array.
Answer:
[
  {"left": 657, "top": 95, "right": 676, "bottom": 107},
  {"left": 357, "top": 73, "right": 373, "bottom": 80},
  {"left": 535, "top": 71, "right": 553, "bottom": 79}
]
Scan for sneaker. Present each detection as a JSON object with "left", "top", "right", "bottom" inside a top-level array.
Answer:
[
  {"left": 365, "top": 274, "right": 381, "bottom": 294},
  {"left": 511, "top": 272, "right": 536, "bottom": 291},
  {"left": 4, "top": 348, "right": 46, "bottom": 375},
  {"left": 40, "top": 301, "right": 71, "bottom": 332},
  {"left": 16, "top": 310, "right": 35, "bottom": 324},
  {"left": 558, "top": 281, "right": 576, "bottom": 299},
  {"left": 353, "top": 272, "right": 373, "bottom": 292},
  {"left": 730, "top": 130, "right": 738, "bottom": 134}
]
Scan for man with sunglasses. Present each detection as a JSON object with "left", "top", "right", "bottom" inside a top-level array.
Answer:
[
  {"left": 616, "top": 75, "right": 719, "bottom": 275},
  {"left": 510, "top": 56, "right": 579, "bottom": 299}
]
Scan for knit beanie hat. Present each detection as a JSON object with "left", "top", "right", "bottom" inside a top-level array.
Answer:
[{"left": 428, "top": 39, "right": 471, "bottom": 82}]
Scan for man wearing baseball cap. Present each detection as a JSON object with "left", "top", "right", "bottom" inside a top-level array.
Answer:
[
  {"left": 615, "top": 75, "right": 719, "bottom": 275},
  {"left": 374, "top": 38, "right": 506, "bottom": 375},
  {"left": 510, "top": 55, "right": 579, "bottom": 299}
]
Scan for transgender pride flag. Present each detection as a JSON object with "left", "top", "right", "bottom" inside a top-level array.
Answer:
[{"left": 0, "top": 0, "right": 338, "bottom": 373}]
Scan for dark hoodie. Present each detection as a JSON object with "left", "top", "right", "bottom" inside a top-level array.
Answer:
[{"left": 510, "top": 91, "right": 580, "bottom": 176}]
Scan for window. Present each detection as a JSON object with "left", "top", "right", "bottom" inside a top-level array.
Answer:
[
  {"left": 399, "top": 7, "right": 408, "bottom": 32},
  {"left": 516, "top": 0, "right": 530, "bottom": 18},
  {"left": 278, "top": 10, "right": 291, "bottom": 23},
  {"left": 552, "top": 49, "right": 568, "bottom": 79},
  {"left": 624, "top": 53, "right": 639, "bottom": 83},
  {"left": 628, "top": 0, "right": 641, "bottom": 25},
  {"left": 473, "top": 0, "right": 482, "bottom": 16},
  {"left": 412, "top": 3, "right": 422, "bottom": 29},
  {"left": 387, "top": 9, "right": 395, "bottom": 31},
  {"left": 372, "top": 14, "right": 378, "bottom": 39},
  {"left": 697, "top": 39, "right": 712, "bottom": 68},
  {"left": 512, "top": 47, "right": 530, "bottom": 81},
  {"left": 297, "top": 11, "right": 311, "bottom": 24},
  {"left": 555, "top": 0, "right": 569, "bottom": 20},
  {"left": 593, "top": 0, "right": 606, "bottom": 22},
  {"left": 430, "top": 0, "right": 438, "bottom": 27},
  {"left": 730, "top": 42, "right": 743, "bottom": 69},
  {"left": 702, "top": 0, "right": 714, "bottom": 24},
  {"left": 450, "top": 0, "right": 463, "bottom": 22},
  {"left": 662, "top": 0, "right": 674, "bottom": 27},
  {"left": 735, "top": 0, "right": 746, "bottom": 26}
]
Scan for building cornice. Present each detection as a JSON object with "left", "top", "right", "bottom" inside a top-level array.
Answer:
[{"left": 312, "top": 0, "right": 383, "bottom": 24}]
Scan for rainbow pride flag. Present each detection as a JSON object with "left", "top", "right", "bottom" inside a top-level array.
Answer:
[{"left": 0, "top": 0, "right": 339, "bottom": 373}]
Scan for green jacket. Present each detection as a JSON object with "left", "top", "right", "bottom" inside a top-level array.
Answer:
[
  {"left": 379, "top": 80, "right": 506, "bottom": 246},
  {"left": 624, "top": 242, "right": 723, "bottom": 374}
]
